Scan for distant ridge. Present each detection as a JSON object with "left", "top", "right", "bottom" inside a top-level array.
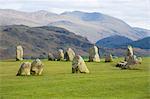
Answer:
[
  {"left": 0, "top": 25, "right": 149, "bottom": 59},
  {"left": 126, "top": 37, "right": 150, "bottom": 49},
  {"left": 96, "top": 35, "right": 133, "bottom": 48},
  {"left": 96, "top": 35, "right": 150, "bottom": 49},
  {"left": 0, "top": 9, "right": 149, "bottom": 42},
  {"left": 0, "top": 25, "right": 92, "bottom": 59}
]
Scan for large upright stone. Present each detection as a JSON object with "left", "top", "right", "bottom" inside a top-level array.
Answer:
[
  {"left": 125, "top": 46, "right": 141, "bottom": 65},
  {"left": 105, "top": 54, "right": 113, "bottom": 62},
  {"left": 16, "top": 62, "right": 31, "bottom": 76},
  {"left": 127, "top": 45, "right": 133, "bottom": 57},
  {"left": 125, "top": 45, "right": 133, "bottom": 61},
  {"left": 72, "top": 55, "right": 89, "bottom": 73},
  {"left": 57, "top": 49, "right": 64, "bottom": 61},
  {"left": 31, "top": 59, "right": 44, "bottom": 75},
  {"left": 16, "top": 45, "right": 23, "bottom": 61},
  {"left": 89, "top": 46, "right": 100, "bottom": 62},
  {"left": 65, "top": 48, "right": 75, "bottom": 61},
  {"left": 48, "top": 53, "right": 55, "bottom": 61}
]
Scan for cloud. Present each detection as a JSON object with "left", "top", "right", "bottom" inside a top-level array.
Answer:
[{"left": 0, "top": 0, "right": 149, "bottom": 29}]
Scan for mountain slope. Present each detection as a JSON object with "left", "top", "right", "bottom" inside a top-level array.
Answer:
[
  {"left": 96, "top": 35, "right": 150, "bottom": 50},
  {"left": 0, "top": 25, "right": 92, "bottom": 59},
  {"left": 96, "top": 35, "right": 133, "bottom": 48},
  {"left": 0, "top": 9, "right": 149, "bottom": 43},
  {"left": 128, "top": 37, "right": 150, "bottom": 49},
  {"left": 133, "top": 27, "right": 150, "bottom": 38}
]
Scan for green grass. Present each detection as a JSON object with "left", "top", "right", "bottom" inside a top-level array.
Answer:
[{"left": 0, "top": 58, "right": 150, "bottom": 99}]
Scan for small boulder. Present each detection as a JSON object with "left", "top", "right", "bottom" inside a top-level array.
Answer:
[
  {"left": 126, "top": 55, "right": 141, "bottom": 66},
  {"left": 31, "top": 59, "right": 44, "bottom": 75},
  {"left": 48, "top": 53, "right": 55, "bottom": 61},
  {"left": 137, "top": 57, "right": 142, "bottom": 64},
  {"left": 105, "top": 54, "right": 113, "bottom": 62},
  {"left": 116, "top": 61, "right": 128, "bottom": 69},
  {"left": 72, "top": 55, "right": 89, "bottom": 73},
  {"left": 16, "top": 62, "right": 31, "bottom": 76}
]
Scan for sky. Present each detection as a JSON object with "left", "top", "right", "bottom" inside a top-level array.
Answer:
[{"left": 0, "top": 0, "right": 149, "bottom": 29}]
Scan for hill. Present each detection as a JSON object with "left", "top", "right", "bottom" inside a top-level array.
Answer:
[
  {"left": 0, "top": 9, "right": 149, "bottom": 42},
  {"left": 95, "top": 35, "right": 150, "bottom": 56},
  {"left": 0, "top": 25, "right": 92, "bottom": 59},
  {"left": 96, "top": 35, "right": 133, "bottom": 48},
  {"left": 127, "top": 37, "right": 150, "bottom": 49}
]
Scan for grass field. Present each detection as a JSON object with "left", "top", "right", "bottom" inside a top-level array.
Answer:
[{"left": 0, "top": 58, "right": 150, "bottom": 99}]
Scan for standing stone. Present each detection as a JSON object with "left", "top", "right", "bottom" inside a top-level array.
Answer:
[
  {"left": 65, "top": 48, "right": 75, "bottom": 61},
  {"left": 16, "top": 62, "right": 31, "bottom": 76},
  {"left": 117, "top": 46, "right": 142, "bottom": 69},
  {"left": 72, "top": 55, "right": 89, "bottom": 73},
  {"left": 125, "top": 46, "right": 141, "bottom": 66},
  {"left": 48, "top": 53, "right": 55, "bottom": 61},
  {"left": 57, "top": 49, "right": 64, "bottom": 61},
  {"left": 127, "top": 45, "right": 133, "bottom": 56},
  {"left": 31, "top": 59, "right": 44, "bottom": 75},
  {"left": 105, "top": 54, "right": 113, "bottom": 62},
  {"left": 89, "top": 46, "right": 100, "bottom": 62},
  {"left": 16, "top": 45, "right": 23, "bottom": 61},
  {"left": 125, "top": 45, "right": 133, "bottom": 61}
]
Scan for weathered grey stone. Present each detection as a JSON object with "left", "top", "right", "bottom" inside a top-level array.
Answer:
[
  {"left": 16, "top": 62, "right": 31, "bottom": 76},
  {"left": 116, "top": 61, "right": 128, "bottom": 69},
  {"left": 126, "top": 55, "right": 140, "bottom": 66},
  {"left": 137, "top": 57, "right": 142, "bottom": 64},
  {"left": 117, "top": 46, "right": 142, "bottom": 69},
  {"left": 57, "top": 49, "right": 64, "bottom": 61},
  {"left": 118, "top": 55, "right": 141, "bottom": 69},
  {"left": 89, "top": 46, "right": 100, "bottom": 62},
  {"left": 124, "top": 46, "right": 133, "bottom": 61},
  {"left": 127, "top": 45, "right": 133, "bottom": 56},
  {"left": 118, "top": 56, "right": 142, "bottom": 69},
  {"left": 65, "top": 48, "right": 75, "bottom": 61},
  {"left": 16, "top": 45, "right": 23, "bottom": 61},
  {"left": 31, "top": 59, "right": 44, "bottom": 75},
  {"left": 72, "top": 55, "right": 89, "bottom": 73},
  {"left": 48, "top": 53, "right": 55, "bottom": 61},
  {"left": 105, "top": 54, "right": 113, "bottom": 62}
]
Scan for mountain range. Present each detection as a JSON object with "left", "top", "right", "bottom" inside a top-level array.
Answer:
[
  {"left": 0, "top": 25, "right": 92, "bottom": 59},
  {"left": 0, "top": 9, "right": 150, "bottom": 43},
  {"left": 0, "top": 9, "right": 149, "bottom": 59},
  {"left": 0, "top": 25, "right": 149, "bottom": 59}
]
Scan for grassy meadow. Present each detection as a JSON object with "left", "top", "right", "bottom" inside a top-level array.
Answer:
[{"left": 0, "top": 57, "right": 150, "bottom": 99}]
